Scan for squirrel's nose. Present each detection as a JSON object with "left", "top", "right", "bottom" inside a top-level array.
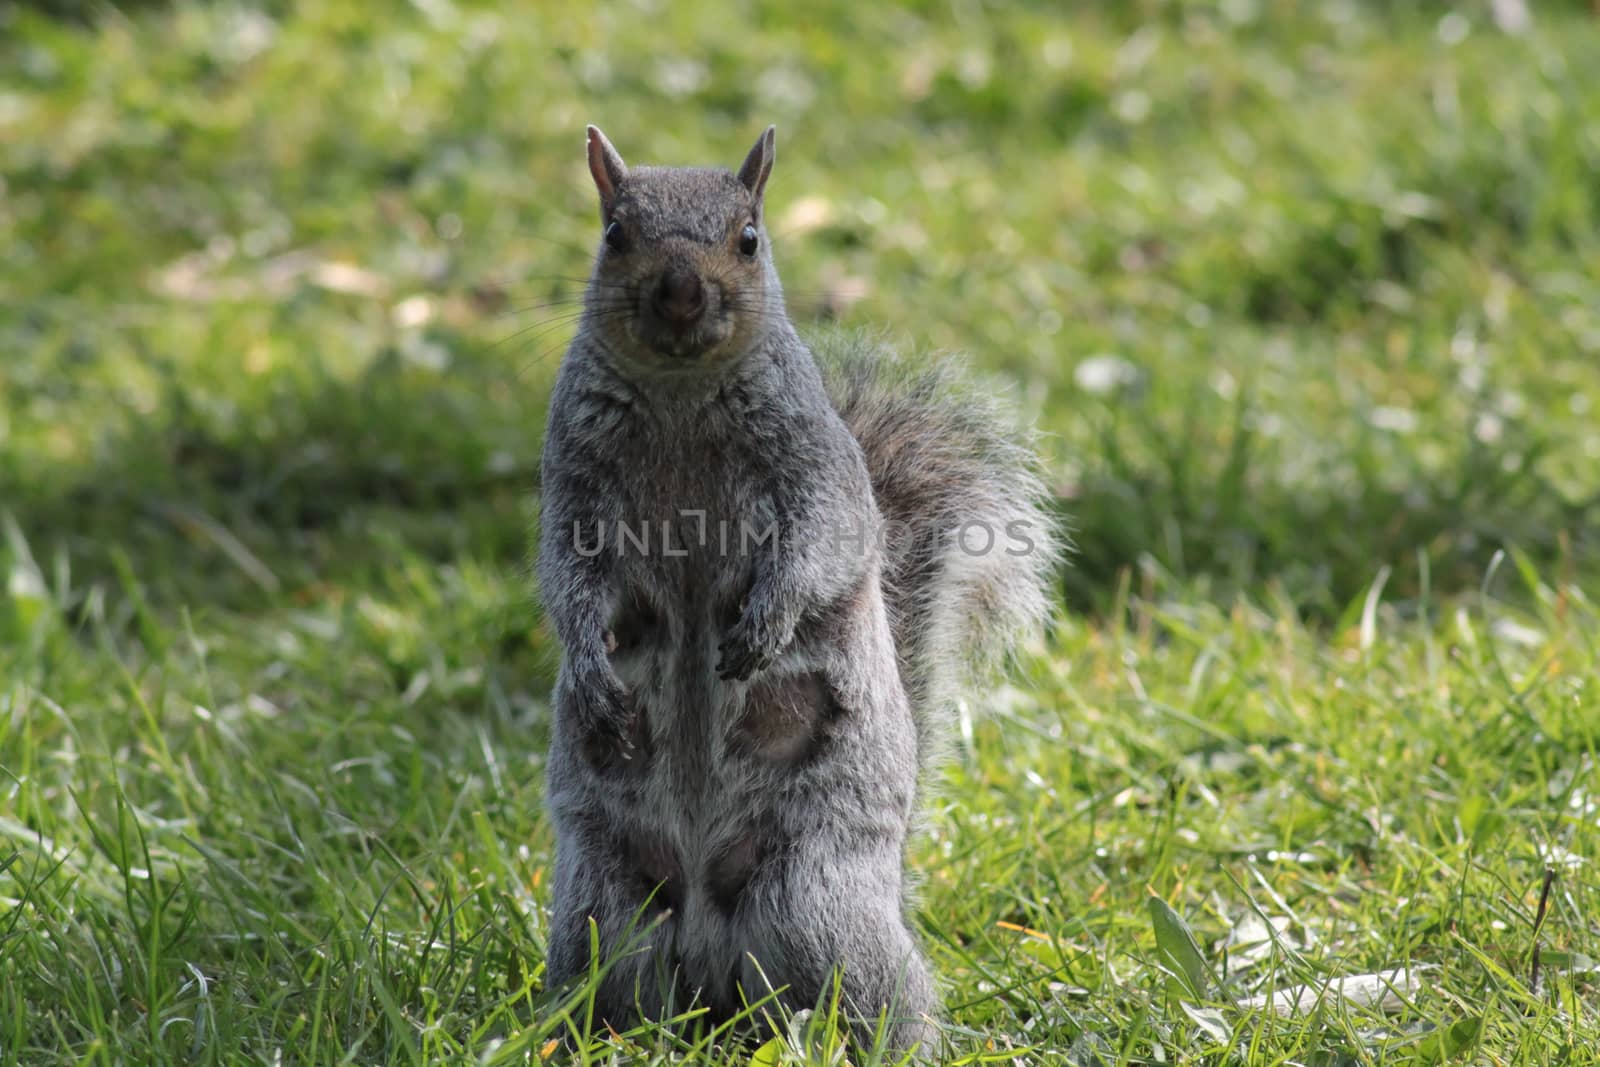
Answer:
[{"left": 651, "top": 269, "right": 706, "bottom": 325}]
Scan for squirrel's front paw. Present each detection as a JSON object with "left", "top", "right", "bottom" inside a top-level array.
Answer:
[
  {"left": 569, "top": 670, "right": 643, "bottom": 772},
  {"left": 717, "top": 609, "right": 794, "bottom": 683}
]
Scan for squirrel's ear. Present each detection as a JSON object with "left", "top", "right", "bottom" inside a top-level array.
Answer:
[
  {"left": 586, "top": 125, "right": 628, "bottom": 220},
  {"left": 736, "top": 125, "right": 777, "bottom": 211}
]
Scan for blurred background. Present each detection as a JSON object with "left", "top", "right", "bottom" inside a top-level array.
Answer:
[
  {"left": 5, "top": 0, "right": 1598, "bottom": 627},
  {"left": 5, "top": 2, "right": 1600, "bottom": 1061}
]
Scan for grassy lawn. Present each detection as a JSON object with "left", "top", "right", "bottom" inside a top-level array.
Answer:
[{"left": 3, "top": 0, "right": 1599, "bottom": 1062}]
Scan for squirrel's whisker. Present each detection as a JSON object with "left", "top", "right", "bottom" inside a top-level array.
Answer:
[{"left": 488, "top": 311, "right": 599, "bottom": 352}]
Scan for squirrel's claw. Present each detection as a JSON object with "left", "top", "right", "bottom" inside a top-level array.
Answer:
[
  {"left": 716, "top": 612, "right": 789, "bottom": 681},
  {"left": 715, "top": 639, "right": 771, "bottom": 682},
  {"left": 571, "top": 671, "right": 643, "bottom": 772},
  {"left": 580, "top": 718, "right": 639, "bottom": 771}
]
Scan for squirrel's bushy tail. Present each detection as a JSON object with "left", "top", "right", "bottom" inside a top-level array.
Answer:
[{"left": 817, "top": 332, "right": 1062, "bottom": 767}]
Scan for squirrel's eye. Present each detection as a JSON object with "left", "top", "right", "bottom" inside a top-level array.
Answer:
[
  {"left": 604, "top": 222, "right": 627, "bottom": 253},
  {"left": 738, "top": 224, "right": 759, "bottom": 257}
]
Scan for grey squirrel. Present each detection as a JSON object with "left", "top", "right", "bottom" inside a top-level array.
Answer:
[{"left": 536, "top": 124, "right": 1059, "bottom": 1058}]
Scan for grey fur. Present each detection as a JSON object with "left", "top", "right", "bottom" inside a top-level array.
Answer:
[
  {"left": 820, "top": 337, "right": 1061, "bottom": 772},
  {"left": 536, "top": 126, "right": 1059, "bottom": 1059}
]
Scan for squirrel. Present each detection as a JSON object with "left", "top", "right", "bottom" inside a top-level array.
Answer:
[{"left": 536, "top": 124, "right": 1059, "bottom": 1058}]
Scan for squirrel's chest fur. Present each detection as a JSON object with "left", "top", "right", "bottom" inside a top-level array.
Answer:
[
  {"left": 557, "top": 360, "right": 854, "bottom": 722},
  {"left": 602, "top": 383, "right": 780, "bottom": 629}
]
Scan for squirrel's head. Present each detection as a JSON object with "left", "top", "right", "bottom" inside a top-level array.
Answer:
[{"left": 580, "top": 125, "right": 782, "bottom": 368}]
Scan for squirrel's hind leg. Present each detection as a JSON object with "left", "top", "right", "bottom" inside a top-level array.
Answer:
[
  {"left": 736, "top": 839, "right": 940, "bottom": 1061},
  {"left": 544, "top": 830, "right": 687, "bottom": 1038}
]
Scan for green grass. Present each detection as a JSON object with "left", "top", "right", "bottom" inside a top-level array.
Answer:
[{"left": 3, "top": 0, "right": 1598, "bottom": 1062}]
